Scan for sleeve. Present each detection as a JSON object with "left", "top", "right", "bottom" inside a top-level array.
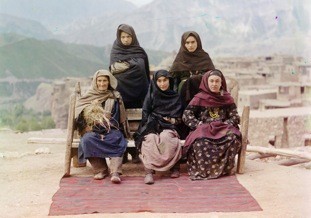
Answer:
[
  {"left": 75, "top": 110, "right": 89, "bottom": 136},
  {"left": 182, "top": 105, "right": 202, "bottom": 130},
  {"left": 141, "top": 92, "right": 152, "bottom": 126},
  {"left": 206, "top": 54, "right": 215, "bottom": 70},
  {"left": 224, "top": 104, "right": 240, "bottom": 127}
]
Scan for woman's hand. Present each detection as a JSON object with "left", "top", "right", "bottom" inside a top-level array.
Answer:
[{"left": 163, "top": 117, "right": 176, "bottom": 124}]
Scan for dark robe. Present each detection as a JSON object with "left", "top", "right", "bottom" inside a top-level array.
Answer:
[
  {"left": 134, "top": 70, "right": 183, "bottom": 152},
  {"left": 110, "top": 24, "right": 150, "bottom": 108},
  {"left": 170, "top": 31, "right": 215, "bottom": 106}
]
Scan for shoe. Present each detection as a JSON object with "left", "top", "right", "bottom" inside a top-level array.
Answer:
[
  {"left": 132, "top": 155, "right": 141, "bottom": 164},
  {"left": 110, "top": 172, "right": 121, "bottom": 184},
  {"left": 170, "top": 169, "right": 180, "bottom": 178},
  {"left": 94, "top": 172, "right": 107, "bottom": 180},
  {"left": 144, "top": 173, "right": 154, "bottom": 185}
]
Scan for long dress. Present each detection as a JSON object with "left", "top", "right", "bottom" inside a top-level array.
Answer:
[
  {"left": 182, "top": 69, "right": 242, "bottom": 180},
  {"left": 183, "top": 103, "right": 242, "bottom": 180},
  {"left": 134, "top": 70, "right": 183, "bottom": 171},
  {"left": 77, "top": 100, "right": 127, "bottom": 164}
]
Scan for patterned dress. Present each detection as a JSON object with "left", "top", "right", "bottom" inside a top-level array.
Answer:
[{"left": 182, "top": 104, "right": 241, "bottom": 180}]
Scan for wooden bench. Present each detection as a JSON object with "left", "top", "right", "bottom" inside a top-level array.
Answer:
[{"left": 64, "top": 81, "right": 250, "bottom": 177}]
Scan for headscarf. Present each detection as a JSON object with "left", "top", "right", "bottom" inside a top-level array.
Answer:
[
  {"left": 74, "top": 70, "right": 127, "bottom": 126},
  {"left": 189, "top": 69, "right": 235, "bottom": 107},
  {"left": 149, "top": 70, "right": 183, "bottom": 119},
  {"left": 109, "top": 24, "right": 150, "bottom": 79},
  {"left": 170, "top": 31, "right": 215, "bottom": 72}
]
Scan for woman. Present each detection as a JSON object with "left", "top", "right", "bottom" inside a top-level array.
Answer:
[
  {"left": 134, "top": 70, "right": 183, "bottom": 185},
  {"left": 182, "top": 69, "right": 241, "bottom": 180},
  {"left": 170, "top": 31, "right": 215, "bottom": 107},
  {"left": 110, "top": 23, "right": 150, "bottom": 109},
  {"left": 75, "top": 69, "right": 130, "bottom": 183}
]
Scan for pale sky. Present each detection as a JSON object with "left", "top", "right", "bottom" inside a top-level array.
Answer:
[{"left": 125, "top": 0, "right": 153, "bottom": 7}]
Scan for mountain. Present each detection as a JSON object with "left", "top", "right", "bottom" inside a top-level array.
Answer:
[
  {"left": 54, "top": 0, "right": 311, "bottom": 56},
  {"left": 1, "top": 0, "right": 310, "bottom": 56},
  {"left": 0, "top": 14, "right": 53, "bottom": 40},
  {"left": 0, "top": 0, "right": 136, "bottom": 30},
  {"left": 0, "top": 34, "right": 170, "bottom": 79}
]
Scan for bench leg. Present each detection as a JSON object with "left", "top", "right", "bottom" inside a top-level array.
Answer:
[{"left": 72, "top": 148, "right": 86, "bottom": 167}]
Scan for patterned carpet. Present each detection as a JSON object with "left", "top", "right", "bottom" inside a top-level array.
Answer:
[{"left": 49, "top": 174, "right": 262, "bottom": 215}]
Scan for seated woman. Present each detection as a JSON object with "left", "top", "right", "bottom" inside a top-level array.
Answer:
[
  {"left": 109, "top": 23, "right": 150, "bottom": 109},
  {"left": 182, "top": 69, "right": 242, "bottom": 180},
  {"left": 75, "top": 69, "right": 130, "bottom": 183},
  {"left": 169, "top": 31, "right": 215, "bottom": 107},
  {"left": 134, "top": 70, "right": 184, "bottom": 185}
]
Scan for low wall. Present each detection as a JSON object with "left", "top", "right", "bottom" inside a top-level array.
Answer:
[{"left": 248, "top": 115, "right": 310, "bottom": 147}]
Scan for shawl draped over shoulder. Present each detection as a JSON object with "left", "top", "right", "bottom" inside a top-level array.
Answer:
[
  {"left": 170, "top": 31, "right": 215, "bottom": 72},
  {"left": 184, "top": 70, "right": 241, "bottom": 150},
  {"left": 134, "top": 70, "right": 183, "bottom": 151},
  {"left": 109, "top": 24, "right": 150, "bottom": 108},
  {"left": 75, "top": 69, "right": 130, "bottom": 137}
]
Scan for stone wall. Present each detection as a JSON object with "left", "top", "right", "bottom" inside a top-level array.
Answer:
[{"left": 248, "top": 115, "right": 310, "bottom": 148}]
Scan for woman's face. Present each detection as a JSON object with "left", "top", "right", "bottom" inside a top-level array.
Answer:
[
  {"left": 156, "top": 76, "right": 170, "bottom": 91},
  {"left": 120, "top": 31, "right": 133, "bottom": 45},
  {"left": 185, "top": 36, "right": 198, "bottom": 52},
  {"left": 96, "top": 76, "right": 109, "bottom": 91},
  {"left": 208, "top": 75, "right": 222, "bottom": 93}
]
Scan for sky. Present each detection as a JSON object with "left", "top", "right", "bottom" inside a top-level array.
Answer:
[{"left": 125, "top": 0, "right": 153, "bottom": 7}]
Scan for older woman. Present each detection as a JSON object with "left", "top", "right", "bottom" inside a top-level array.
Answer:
[
  {"left": 170, "top": 31, "right": 215, "bottom": 107},
  {"left": 182, "top": 69, "right": 241, "bottom": 180},
  {"left": 75, "top": 69, "right": 130, "bottom": 183},
  {"left": 109, "top": 23, "right": 150, "bottom": 109},
  {"left": 134, "top": 70, "right": 183, "bottom": 184}
]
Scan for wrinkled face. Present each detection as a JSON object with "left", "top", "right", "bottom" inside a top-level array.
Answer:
[
  {"left": 120, "top": 31, "right": 133, "bottom": 46},
  {"left": 96, "top": 76, "right": 109, "bottom": 91},
  {"left": 208, "top": 75, "right": 222, "bottom": 93},
  {"left": 185, "top": 36, "right": 198, "bottom": 52},
  {"left": 156, "top": 76, "right": 170, "bottom": 91}
]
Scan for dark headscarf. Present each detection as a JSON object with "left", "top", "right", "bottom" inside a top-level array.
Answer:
[
  {"left": 189, "top": 69, "right": 235, "bottom": 107},
  {"left": 170, "top": 31, "right": 215, "bottom": 72},
  {"left": 109, "top": 24, "right": 150, "bottom": 79},
  {"left": 149, "top": 70, "right": 183, "bottom": 119}
]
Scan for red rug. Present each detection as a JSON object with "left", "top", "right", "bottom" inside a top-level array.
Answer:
[{"left": 49, "top": 175, "right": 262, "bottom": 215}]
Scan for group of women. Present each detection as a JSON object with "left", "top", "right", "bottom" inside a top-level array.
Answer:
[{"left": 75, "top": 24, "right": 242, "bottom": 184}]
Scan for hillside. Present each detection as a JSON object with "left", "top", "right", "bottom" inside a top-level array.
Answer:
[
  {"left": 0, "top": 38, "right": 105, "bottom": 79},
  {"left": 0, "top": 34, "right": 170, "bottom": 79},
  {"left": 0, "top": 13, "right": 53, "bottom": 40}
]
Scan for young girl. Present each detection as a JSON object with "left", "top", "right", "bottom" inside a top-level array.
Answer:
[{"left": 134, "top": 70, "right": 183, "bottom": 184}]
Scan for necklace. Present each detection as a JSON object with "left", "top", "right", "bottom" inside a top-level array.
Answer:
[{"left": 208, "top": 108, "right": 220, "bottom": 119}]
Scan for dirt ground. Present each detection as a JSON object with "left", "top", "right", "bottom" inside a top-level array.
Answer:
[{"left": 0, "top": 129, "right": 311, "bottom": 218}]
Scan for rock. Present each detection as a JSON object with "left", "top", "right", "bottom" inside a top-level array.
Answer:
[{"left": 34, "top": 147, "right": 50, "bottom": 154}]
